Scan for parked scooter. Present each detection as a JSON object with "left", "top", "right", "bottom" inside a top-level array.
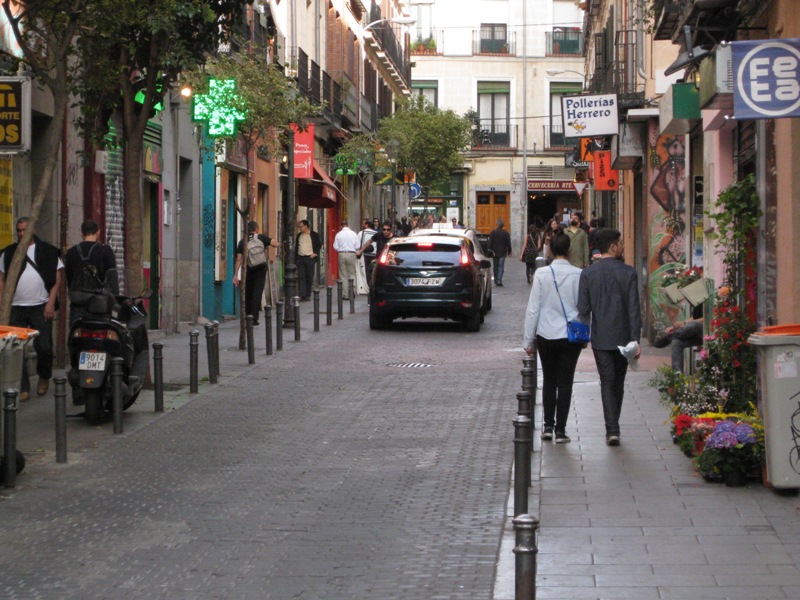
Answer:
[{"left": 67, "top": 269, "right": 151, "bottom": 425}]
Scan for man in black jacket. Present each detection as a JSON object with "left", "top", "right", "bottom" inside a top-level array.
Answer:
[
  {"left": 295, "top": 219, "right": 322, "bottom": 301},
  {"left": 578, "top": 228, "right": 641, "bottom": 446},
  {"left": 487, "top": 219, "right": 512, "bottom": 286},
  {"left": 65, "top": 219, "right": 118, "bottom": 326},
  {"left": 0, "top": 217, "right": 64, "bottom": 401}
]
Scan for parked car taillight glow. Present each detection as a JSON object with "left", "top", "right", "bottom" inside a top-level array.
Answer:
[
  {"left": 73, "top": 328, "right": 119, "bottom": 341},
  {"left": 460, "top": 246, "right": 470, "bottom": 265},
  {"left": 378, "top": 247, "right": 389, "bottom": 264}
]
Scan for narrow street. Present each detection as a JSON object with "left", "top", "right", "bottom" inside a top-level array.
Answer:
[{"left": 0, "top": 262, "right": 530, "bottom": 598}]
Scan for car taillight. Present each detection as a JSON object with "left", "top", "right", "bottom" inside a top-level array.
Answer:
[
  {"left": 460, "top": 247, "right": 470, "bottom": 265},
  {"left": 416, "top": 242, "right": 434, "bottom": 248},
  {"left": 378, "top": 248, "right": 389, "bottom": 264},
  {"left": 73, "top": 328, "right": 119, "bottom": 341}
]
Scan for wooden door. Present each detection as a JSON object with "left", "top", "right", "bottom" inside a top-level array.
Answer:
[{"left": 476, "top": 192, "right": 510, "bottom": 232}]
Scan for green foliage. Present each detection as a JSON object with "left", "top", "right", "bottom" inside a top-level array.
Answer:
[
  {"left": 377, "top": 96, "right": 472, "bottom": 192},
  {"left": 335, "top": 133, "right": 388, "bottom": 179}
]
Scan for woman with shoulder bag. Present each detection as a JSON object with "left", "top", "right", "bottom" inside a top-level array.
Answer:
[
  {"left": 522, "top": 230, "right": 586, "bottom": 444},
  {"left": 519, "top": 224, "right": 542, "bottom": 284}
]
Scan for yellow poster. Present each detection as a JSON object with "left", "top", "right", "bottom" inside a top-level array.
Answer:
[{"left": 0, "top": 159, "right": 12, "bottom": 248}]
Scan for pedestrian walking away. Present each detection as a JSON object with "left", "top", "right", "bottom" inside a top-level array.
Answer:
[
  {"left": 234, "top": 220, "right": 279, "bottom": 323},
  {"left": 523, "top": 230, "right": 585, "bottom": 444},
  {"left": 333, "top": 219, "right": 360, "bottom": 300},
  {"left": 295, "top": 220, "right": 322, "bottom": 301},
  {"left": 578, "top": 228, "right": 641, "bottom": 446},
  {"left": 0, "top": 217, "right": 64, "bottom": 401},
  {"left": 65, "top": 219, "right": 118, "bottom": 327},
  {"left": 487, "top": 218, "right": 512, "bottom": 286},
  {"left": 519, "top": 223, "right": 542, "bottom": 284}
]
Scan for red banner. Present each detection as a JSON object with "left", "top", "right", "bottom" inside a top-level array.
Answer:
[
  {"left": 593, "top": 150, "right": 619, "bottom": 191},
  {"left": 292, "top": 123, "right": 314, "bottom": 179}
]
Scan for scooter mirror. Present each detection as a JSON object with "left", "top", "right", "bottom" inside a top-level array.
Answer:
[{"left": 140, "top": 289, "right": 153, "bottom": 300}]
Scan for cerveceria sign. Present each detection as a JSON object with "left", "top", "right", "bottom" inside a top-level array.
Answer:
[
  {"left": 560, "top": 93, "right": 619, "bottom": 139},
  {"left": 0, "top": 77, "right": 30, "bottom": 154}
]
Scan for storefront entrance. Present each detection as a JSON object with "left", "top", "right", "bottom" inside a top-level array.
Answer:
[{"left": 476, "top": 192, "right": 509, "bottom": 232}]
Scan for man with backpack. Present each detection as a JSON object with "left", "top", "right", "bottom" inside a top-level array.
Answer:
[
  {"left": 65, "top": 219, "right": 118, "bottom": 327},
  {"left": 233, "top": 220, "right": 279, "bottom": 325}
]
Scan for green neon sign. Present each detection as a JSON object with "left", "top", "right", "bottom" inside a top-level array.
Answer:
[{"left": 192, "top": 78, "right": 246, "bottom": 137}]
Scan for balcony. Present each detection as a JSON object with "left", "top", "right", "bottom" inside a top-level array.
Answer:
[
  {"left": 470, "top": 121, "right": 517, "bottom": 151},
  {"left": 472, "top": 29, "right": 516, "bottom": 56},
  {"left": 588, "top": 29, "right": 645, "bottom": 109},
  {"left": 653, "top": 0, "right": 743, "bottom": 44},
  {"left": 546, "top": 30, "right": 585, "bottom": 56},
  {"left": 410, "top": 30, "right": 443, "bottom": 56},
  {"left": 542, "top": 124, "right": 573, "bottom": 152},
  {"left": 365, "top": 6, "right": 411, "bottom": 90}
]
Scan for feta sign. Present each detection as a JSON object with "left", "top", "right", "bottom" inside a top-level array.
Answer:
[{"left": 732, "top": 38, "right": 800, "bottom": 120}]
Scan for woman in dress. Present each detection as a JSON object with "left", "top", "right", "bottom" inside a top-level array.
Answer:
[{"left": 523, "top": 230, "right": 584, "bottom": 443}]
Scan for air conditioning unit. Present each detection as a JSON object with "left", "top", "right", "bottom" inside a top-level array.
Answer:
[{"left": 699, "top": 44, "right": 732, "bottom": 107}]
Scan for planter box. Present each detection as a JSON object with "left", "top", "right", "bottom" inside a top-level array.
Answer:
[
  {"left": 664, "top": 283, "right": 684, "bottom": 303},
  {"left": 680, "top": 278, "right": 709, "bottom": 306}
]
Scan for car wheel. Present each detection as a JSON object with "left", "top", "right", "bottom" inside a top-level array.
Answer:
[
  {"left": 464, "top": 310, "right": 481, "bottom": 332},
  {"left": 369, "top": 309, "right": 392, "bottom": 330}
]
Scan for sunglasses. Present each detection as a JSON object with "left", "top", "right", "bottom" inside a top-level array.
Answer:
[{"left": 382, "top": 228, "right": 391, "bottom": 232}]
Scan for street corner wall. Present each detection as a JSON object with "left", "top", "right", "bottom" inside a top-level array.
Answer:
[{"left": 645, "top": 119, "right": 689, "bottom": 335}]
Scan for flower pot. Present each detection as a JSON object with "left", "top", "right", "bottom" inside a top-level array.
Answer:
[{"left": 723, "top": 469, "right": 747, "bottom": 487}]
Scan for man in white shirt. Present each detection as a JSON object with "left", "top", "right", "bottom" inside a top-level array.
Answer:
[
  {"left": 0, "top": 217, "right": 65, "bottom": 401},
  {"left": 333, "top": 220, "right": 360, "bottom": 300}
]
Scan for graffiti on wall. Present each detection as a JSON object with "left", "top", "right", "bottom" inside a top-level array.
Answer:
[{"left": 647, "top": 120, "right": 687, "bottom": 330}]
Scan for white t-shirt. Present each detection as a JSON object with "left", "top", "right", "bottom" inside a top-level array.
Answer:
[{"left": 0, "top": 243, "right": 65, "bottom": 306}]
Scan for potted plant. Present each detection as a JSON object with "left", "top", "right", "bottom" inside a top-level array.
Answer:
[{"left": 696, "top": 420, "right": 763, "bottom": 486}]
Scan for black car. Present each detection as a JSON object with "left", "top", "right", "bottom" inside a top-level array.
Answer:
[{"left": 368, "top": 235, "right": 492, "bottom": 331}]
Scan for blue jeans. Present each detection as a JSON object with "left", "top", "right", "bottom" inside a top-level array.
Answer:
[
  {"left": 492, "top": 256, "right": 506, "bottom": 284},
  {"left": 669, "top": 320, "right": 703, "bottom": 372},
  {"left": 592, "top": 348, "right": 629, "bottom": 437}
]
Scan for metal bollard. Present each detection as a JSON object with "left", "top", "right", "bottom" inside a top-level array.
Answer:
[
  {"left": 513, "top": 514, "right": 539, "bottom": 600},
  {"left": 514, "top": 415, "right": 531, "bottom": 516},
  {"left": 204, "top": 323, "right": 217, "bottom": 384},
  {"left": 337, "top": 280, "right": 344, "bottom": 320},
  {"left": 3, "top": 388, "right": 18, "bottom": 487},
  {"left": 211, "top": 321, "right": 221, "bottom": 380},
  {"left": 189, "top": 330, "right": 199, "bottom": 393},
  {"left": 275, "top": 302, "right": 284, "bottom": 351},
  {"left": 111, "top": 357, "right": 124, "bottom": 434},
  {"left": 348, "top": 278, "right": 356, "bottom": 314},
  {"left": 264, "top": 306, "right": 273, "bottom": 356},
  {"left": 313, "top": 289, "right": 320, "bottom": 332},
  {"left": 522, "top": 351, "right": 538, "bottom": 404},
  {"left": 326, "top": 286, "right": 333, "bottom": 326},
  {"left": 293, "top": 296, "right": 301, "bottom": 341},
  {"left": 246, "top": 315, "right": 255, "bottom": 365},
  {"left": 517, "top": 390, "right": 533, "bottom": 460},
  {"left": 54, "top": 377, "right": 67, "bottom": 463},
  {"left": 153, "top": 342, "right": 164, "bottom": 413}
]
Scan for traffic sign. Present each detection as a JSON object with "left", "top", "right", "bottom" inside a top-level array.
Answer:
[
  {"left": 573, "top": 182, "right": 588, "bottom": 196},
  {"left": 409, "top": 182, "right": 422, "bottom": 199}
]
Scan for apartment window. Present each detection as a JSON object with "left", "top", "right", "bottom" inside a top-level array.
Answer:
[
  {"left": 480, "top": 23, "right": 507, "bottom": 53},
  {"left": 412, "top": 80, "right": 438, "bottom": 107},
  {"left": 478, "top": 81, "right": 510, "bottom": 145}
]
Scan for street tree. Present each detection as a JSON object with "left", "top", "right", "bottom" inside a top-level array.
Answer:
[
  {"left": 0, "top": 0, "right": 90, "bottom": 323},
  {"left": 334, "top": 133, "right": 391, "bottom": 221},
  {"left": 73, "top": 0, "right": 247, "bottom": 294},
  {"left": 377, "top": 96, "right": 472, "bottom": 208},
  {"left": 182, "top": 45, "right": 319, "bottom": 348}
]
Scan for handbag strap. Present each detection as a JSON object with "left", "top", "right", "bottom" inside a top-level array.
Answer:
[{"left": 549, "top": 265, "right": 570, "bottom": 327}]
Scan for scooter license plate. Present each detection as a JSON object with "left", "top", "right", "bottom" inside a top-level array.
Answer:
[{"left": 79, "top": 351, "right": 106, "bottom": 371}]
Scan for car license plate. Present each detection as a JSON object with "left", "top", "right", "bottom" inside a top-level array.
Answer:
[
  {"left": 407, "top": 277, "right": 445, "bottom": 286},
  {"left": 79, "top": 351, "right": 106, "bottom": 371}
]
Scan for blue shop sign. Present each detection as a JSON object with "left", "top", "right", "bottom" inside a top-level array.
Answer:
[{"left": 732, "top": 38, "right": 800, "bottom": 120}]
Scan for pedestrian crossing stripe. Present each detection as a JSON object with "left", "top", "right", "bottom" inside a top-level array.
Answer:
[{"left": 388, "top": 362, "right": 434, "bottom": 368}]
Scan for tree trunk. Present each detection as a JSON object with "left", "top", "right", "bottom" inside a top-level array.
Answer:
[{"left": 0, "top": 95, "right": 67, "bottom": 324}]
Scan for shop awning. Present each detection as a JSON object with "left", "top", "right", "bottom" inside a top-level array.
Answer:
[{"left": 298, "top": 160, "right": 338, "bottom": 209}]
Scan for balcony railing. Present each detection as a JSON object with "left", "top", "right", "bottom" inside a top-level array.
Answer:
[
  {"left": 471, "top": 122, "right": 517, "bottom": 150},
  {"left": 546, "top": 30, "right": 584, "bottom": 56},
  {"left": 472, "top": 30, "right": 516, "bottom": 56},
  {"left": 542, "top": 124, "right": 573, "bottom": 152},
  {"left": 589, "top": 28, "right": 645, "bottom": 109},
  {"left": 367, "top": 5, "right": 411, "bottom": 85},
  {"left": 410, "top": 30, "right": 443, "bottom": 56}
]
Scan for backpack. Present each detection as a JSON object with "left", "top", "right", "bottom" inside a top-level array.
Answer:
[
  {"left": 68, "top": 243, "right": 103, "bottom": 305},
  {"left": 246, "top": 235, "right": 267, "bottom": 268}
]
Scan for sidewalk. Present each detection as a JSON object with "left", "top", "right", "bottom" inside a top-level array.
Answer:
[
  {"left": 11, "top": 298, "right": 358, "bottom": 479},
  {"left": 494, "top": 345, "right": 800, "bottom": 599}
]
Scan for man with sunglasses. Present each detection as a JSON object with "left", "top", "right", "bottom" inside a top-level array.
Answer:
[
  {"left": 0, "top": 217, "right": 64, "bottom": 401},
  {"left": 356, "top": 220, "right": 395, "bottom": 262}
]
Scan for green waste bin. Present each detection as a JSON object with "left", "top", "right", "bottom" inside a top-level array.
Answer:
[{"left": 749, "top": 325, "right": 800, "bottom": 489}]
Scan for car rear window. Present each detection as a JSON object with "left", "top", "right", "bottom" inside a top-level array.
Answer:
[{"left": 385, "top": 242, "right": 462, "bottom": 267}]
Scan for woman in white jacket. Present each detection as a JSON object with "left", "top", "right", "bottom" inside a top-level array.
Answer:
[{"left": 523, "top": 230, "right": 585, "bottom": 443}]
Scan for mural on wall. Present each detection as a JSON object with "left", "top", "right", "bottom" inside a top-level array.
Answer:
[{"left": 647, "top": 120, "right": 687, "bottom": 331}]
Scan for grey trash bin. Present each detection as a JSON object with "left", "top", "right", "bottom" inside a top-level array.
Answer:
[
  {"left": 749, "top": 325, "right": 800, "bottom": 489},
  {"left": 0, "top": 326, "right": 38, "bottom": 461}
]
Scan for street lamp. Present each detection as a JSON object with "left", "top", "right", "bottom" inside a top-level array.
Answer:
[
  {"left": 545, "top": 68, "right": 587, "bottom": 90},
  {"left": 386, "top": 139, "right": 400, "bottom": 223},
  {"left": 363, "top": 16, "right": 417, "bottom": 33}
]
